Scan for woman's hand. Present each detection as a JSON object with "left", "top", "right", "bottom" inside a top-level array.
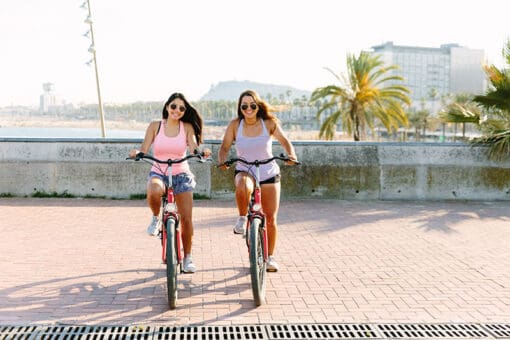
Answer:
[
  {"left": 128, "top": 149, "right": 139, "bottom": 159},
  {"left": 217, "top": 158, "right": 230, "bottom": 170},
  {"left": 285, "top": 154, "right": 298, "bottom": 166},
  {"left": 200, "top": 148, "right": 212, "bottom": 158}
]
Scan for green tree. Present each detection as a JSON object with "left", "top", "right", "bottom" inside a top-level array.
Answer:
[
  {"left": 438, "top": 93, "right": 481, "bottom": 140},
  {"left": 310, "top": 51, "right": 411, "bottom": 141},
  {"left": 440, "top": 40, "right": 510, "bottom": 160},
  {"left": 408, "top": 108, "right": 432, "bottom": 141},
  {"left": 472, "top": 40, "right": 510, "bottom": 160}
]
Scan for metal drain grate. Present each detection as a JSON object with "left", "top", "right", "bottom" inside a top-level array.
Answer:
[
  {"left": 266, "top": 324, "right": 381, "bottom": 339},
  {"left": 0, "top": 325, "right": 38, "bottom": 340},
  {"left": 482, "top": 324, "right": 510, "bottom": 339},
  {"left": 376, "top": 324, "right": 490, "bottom": 339},
  {"left": 33, "top": 325, "right": 152, "bottom": 339},
  {"left": 154, "top": 325, "right": 267, "bottom": 340},
  {"left": 2, "top": 323, "right": 510, "bottom": 340}
]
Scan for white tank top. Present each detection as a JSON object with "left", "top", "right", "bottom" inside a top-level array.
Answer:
[{"left": 235, "top": 119, "right": 279, "bottom": 182}]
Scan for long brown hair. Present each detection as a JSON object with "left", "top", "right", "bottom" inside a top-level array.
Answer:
[
  {"left": 162, "top": 92, "right": 203, "bottom": 144},
  {"left": 236, "top": 89, "right": 278, "bottom": 123}
]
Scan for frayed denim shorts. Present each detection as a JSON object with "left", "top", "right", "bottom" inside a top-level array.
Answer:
[{"left": 148, "top": 171, "right": 196, "bottom": 195}]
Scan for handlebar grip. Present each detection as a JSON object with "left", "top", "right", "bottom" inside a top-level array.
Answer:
[
  {"left": 216, "top": 160, "right": 231, "bottom": 168},
  {"left": 135, "top": 152, "right": 145, "bottom": 161}
]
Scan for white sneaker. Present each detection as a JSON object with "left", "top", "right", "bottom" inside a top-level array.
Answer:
[
  {"left": 147, "top": 216, "right": 162, "bottom": 236},
  {"left": 267, "top": 256, "right": 279, "bottom": 272},
  {"left": 183, "top": 256, "right": 196, "bottom": 273},
  {"left": 233, "top": 216, "right": 247, "bottom": 235}
]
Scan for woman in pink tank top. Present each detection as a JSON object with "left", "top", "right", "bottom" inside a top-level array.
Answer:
[
  {"left": 218, "top": 90, "right": 298, "bottom": 272},
  {"left": 129, "top": 92, "right": 209, "bottom": 273}
]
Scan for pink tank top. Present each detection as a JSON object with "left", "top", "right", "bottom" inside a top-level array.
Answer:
[
  {"left": 151, "top": 120, "right": 190, "bottom": 176},
  {"left": 235, "top": 119, "right": 279, "bottom": 181}
]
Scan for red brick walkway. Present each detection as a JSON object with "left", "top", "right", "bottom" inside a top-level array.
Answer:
[{"left": 0, "top": 198, "right": 509, "bottom": 326}]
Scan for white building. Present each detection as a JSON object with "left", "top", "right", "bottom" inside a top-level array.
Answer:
[
  {"left": 39, "top": 82, "right": 62, "bottom": 113},
  {"left": 371, "top": 42, "right": 486, "bottom": 109}
]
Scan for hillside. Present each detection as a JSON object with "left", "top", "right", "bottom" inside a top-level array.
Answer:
[{"left": 200, "top": 80, "right": 311, "bottom": 101}]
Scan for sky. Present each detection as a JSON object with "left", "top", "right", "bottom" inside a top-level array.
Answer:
[{"left": 0, "top": 0, "right": 509, "bottom": 108}]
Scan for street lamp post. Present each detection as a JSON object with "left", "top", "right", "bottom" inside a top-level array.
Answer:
[{"left": 82, "top": 0, "right": 106, "bottom": 138}]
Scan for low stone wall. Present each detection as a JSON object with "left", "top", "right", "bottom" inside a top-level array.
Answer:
[{"left": 0, "top": 138, "right": 509, "bottom": 201}]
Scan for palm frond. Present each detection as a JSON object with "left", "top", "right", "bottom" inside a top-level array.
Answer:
[
  {"left": 318, "top": 110, "right": 343, "bottom": 140},
  {"left": 473, "top": 89, "right": 510, "bottom": 112},
  {"left": 439, "top": 103, "right": 481, "bottom": 124},
  {"left": 473, "top": 130, "right": 510, "bottom": 161}
]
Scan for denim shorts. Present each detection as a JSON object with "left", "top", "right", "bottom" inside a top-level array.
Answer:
[{"left": 148, "top": 172, "right": 196, "bottom": 195}]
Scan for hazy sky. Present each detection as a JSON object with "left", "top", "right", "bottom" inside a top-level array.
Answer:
[{"left": 1, "top": 0, "right": 508, "bottom": 107}]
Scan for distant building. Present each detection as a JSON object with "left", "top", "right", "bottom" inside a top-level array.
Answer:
[
  {"left": 371, "top": 42, "right": 486, "bottom": 109},
  {"left": 39, "top": 82, "right": 62, "bottom": 113}
]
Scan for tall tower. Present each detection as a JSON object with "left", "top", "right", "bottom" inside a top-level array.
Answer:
[{"left": 39, "top": 82, "right": 58, "bottom": 113}]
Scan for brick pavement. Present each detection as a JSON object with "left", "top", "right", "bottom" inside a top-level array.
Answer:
[{"left": 0, "top": 197, "right": 509, "bottom": 326}]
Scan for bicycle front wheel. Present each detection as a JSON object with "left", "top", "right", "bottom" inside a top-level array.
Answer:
[
  {"left": 249, "top": 217, "right": 266, "bottom": 306},
  {"left": 165, "top": 218, "right": 178, "bottom": 309}
]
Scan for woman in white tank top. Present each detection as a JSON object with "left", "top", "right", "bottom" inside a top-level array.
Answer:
[{"left": 218, "top": 90, "right": 298, "bottom": 272}]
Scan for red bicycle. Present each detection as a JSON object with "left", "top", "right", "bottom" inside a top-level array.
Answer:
[
  {"left": 219, "top": 154, "right": 300, "bottom": 306},
  {"left": 131, "top": 151, "right": 206, "bottom": 309}
]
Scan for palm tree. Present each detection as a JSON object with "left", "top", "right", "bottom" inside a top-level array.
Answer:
[
  {"left": 310, "top": 51, "right": 411, "bottom": 141},
  {"left": 473, "top": 39, "right": 510, "bottom": 113},
  {"left": 408, "top": 108, "right": 432, "bottom": 141},
  {"left": 472, "top": 45, "right": 510, "bottom": 159},
  {"left": 439, "top": 93, "right": 481, "bottom": 141},
  {"left": 441, "top": 39, "right": 510, "bottom": 160}
]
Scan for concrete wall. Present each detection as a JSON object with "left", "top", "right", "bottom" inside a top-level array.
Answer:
[{"left": 1, "top": 138, "right": 509, "bottom": 201}]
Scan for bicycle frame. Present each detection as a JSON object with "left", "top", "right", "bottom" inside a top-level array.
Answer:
[
  {"left": 220, "top": 153, "right": 299, "bottom": 306},
  {"left": 130, "top": 151, "right": 205, "bottom": 309},
  {"left": 160, "top": 165, "right": 182, "bottom": 270},
  {"left": 246, "top": 165, "right": 268, "bottom": 262}
]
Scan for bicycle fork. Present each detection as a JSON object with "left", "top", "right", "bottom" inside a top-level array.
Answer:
[
  {"left": 246, "top": 186, "right": 269, "bottom": 262},
  {"left": 161, "top": 189, "right": 183, "bottom": 271}
]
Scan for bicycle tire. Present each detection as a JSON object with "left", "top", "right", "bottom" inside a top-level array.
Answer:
[
  {"left": 166, "top": 218, "right": 178, "bottom": 309},
  {"left": 249, "top": 217, "right": 266, "bottom": 306}
]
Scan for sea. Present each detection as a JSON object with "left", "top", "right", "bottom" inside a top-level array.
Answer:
[{"left": 0, "top": 127, "right": 144, "bottom": 139}]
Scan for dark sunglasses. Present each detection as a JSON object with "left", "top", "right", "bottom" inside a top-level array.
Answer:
[
  {"left": 241, "top": 103, "right": 258, "bottom": 111},
  {"left": 169, "top": 103, "right": 186, "bottom": 112}
]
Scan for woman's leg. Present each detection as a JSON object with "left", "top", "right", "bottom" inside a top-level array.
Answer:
[
  {"left": 260, "top": 181, "right": 281, "bottom": 256},
  {"left": 147, "top": 177, "right": 165, "bottom": 216},
  {"left": 232, "top": 172, "right": 255, "bottom": 233},
  {"left": 234, "top": 172, "right": 254, "bottom": 216},
  {"left": 146, "top": 177, "right": 165, "bottom": 235},
  {"left": 175, "top": 191, "right": 194, "bottom": 256}
]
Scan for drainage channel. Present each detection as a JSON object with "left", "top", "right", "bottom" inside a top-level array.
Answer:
[{"left": 1, "top": 323, "right": 509, "bottom": 340}]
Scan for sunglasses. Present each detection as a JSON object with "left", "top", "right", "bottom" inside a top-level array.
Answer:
[
  {"left": 169, "top": 103, "right": 186, "bottom": 112},
  {"left": 241, "top": 103, "right": 258, "bottom": 111}
]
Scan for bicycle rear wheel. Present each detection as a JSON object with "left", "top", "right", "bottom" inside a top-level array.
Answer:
[
  {"left": 249, "top": 217, "right": 266, "bottom": 306},
  {"left": 166, "top": 218, "right": 178, "bottom": 309}
]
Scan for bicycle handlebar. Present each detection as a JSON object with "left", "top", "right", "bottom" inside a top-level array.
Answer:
[
  {"left": 128, "top": 151, "right": 207, "bottom": 164},
  {"left": 218, "top": 153, "right": 300, "bottom": 168}
]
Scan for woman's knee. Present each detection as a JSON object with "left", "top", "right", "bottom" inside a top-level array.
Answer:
[
  {"left": 235, "top": 174, "right": 253, "bottom": 189},
  {"left": 265, "top": 214, "right": 277, "bottom": 228},
  {"left": 147, "top": 181, "right": 164, "bottom": 195},
  {"left": 235, "top": 184, "right": 253, "bottom": 199}
]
